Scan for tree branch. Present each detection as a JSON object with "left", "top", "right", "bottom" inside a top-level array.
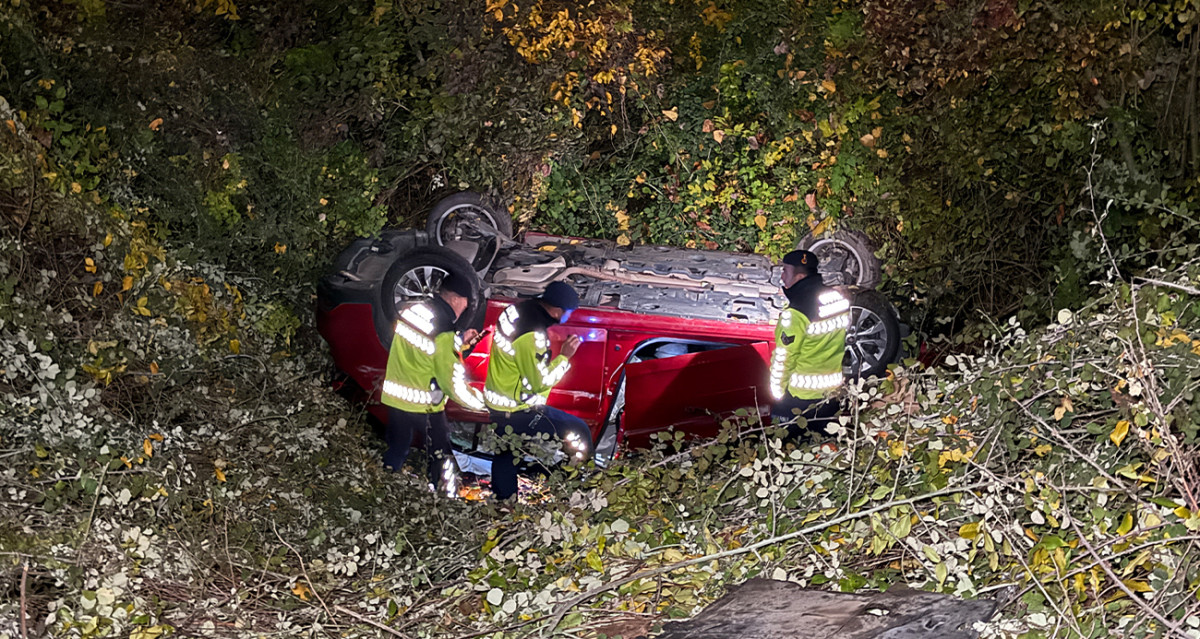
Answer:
[{"left": 541, "top": 481, "right": 991, "bottom": 634}]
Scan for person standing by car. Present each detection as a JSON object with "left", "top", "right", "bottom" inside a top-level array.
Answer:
[
  {"left": 380, "top": 272, "right": 485, "bottom": 497},
  {"left": 769, "top": 249, "right": 849, "bottom": 436},
  {"left": 484, "top": 281, "right": 592, "bottom": 500}
]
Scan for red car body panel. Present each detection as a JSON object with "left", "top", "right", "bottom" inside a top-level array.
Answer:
[
  {"left": 318, "top": 295, "right": 777, "bottom": 446},
  {"left": 622, "top": 342, "right": 773, "bottom": 447}
]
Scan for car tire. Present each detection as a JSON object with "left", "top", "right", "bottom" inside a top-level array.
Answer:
[
  {"left": 378, "top": 246, "right": 484, "bottom": 339},
  {"left": 844, "top": 289, "right": 901, "bottom": 380},
  {"left": 797, "top": 229, "right": 882, "bottom": 290},
  {"left": 426, "top": 191, "right": 513, "bottom": 244}
]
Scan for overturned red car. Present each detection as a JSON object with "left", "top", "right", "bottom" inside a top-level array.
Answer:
[{"left": 316, "top": 192, "right": 903, "bottom": 463}]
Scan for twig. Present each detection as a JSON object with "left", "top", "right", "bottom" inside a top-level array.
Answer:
[
  {"left": 541, "top": 481, "right": 991, "bottom": 634},
  {"left": 270, "top": 520, "right": 335, "bottom": 627},
  {"left": 1134, "top": 277, "right": 1200, "bottom": 296},
  {"left": 455, "top": 614, "right": 550, "bottom": 639},
  {"left": 19, "top": 562, "right": 29, "bottom": 639},
  {"left": 1067, "top": 516, "right": 1189, "bottom": 638},
  {"left": 76, "top": 463, "right": 108, "bottom": 561},
  {"left": 334, "top": 605, "right": 414, "bottom": 639}
]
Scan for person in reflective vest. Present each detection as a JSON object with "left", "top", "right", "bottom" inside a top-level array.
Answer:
[
  {"left": 769, "top": 249, "right": 848, "bottom": 436},
  {"left": 483, "top": 281, "right": 592, "bottom": 500},
  {"left": 380, "top": 272, "right": 485, "bottom": 497}
]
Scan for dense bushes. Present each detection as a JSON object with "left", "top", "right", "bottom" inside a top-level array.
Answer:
[
  {"left": 2, "top": 0, "right": 1197, "bottom": 334},
  {"left": 2, "top": 0, "right": 1199, "bottom": 335}
]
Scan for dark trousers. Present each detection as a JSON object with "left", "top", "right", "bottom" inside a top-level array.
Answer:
[
  {"left": 489, "top": 406, "right": 592, "bottom": 500},
  {"left": 383, "top": 407, "right": 460, "bottom": 495},
  {"left": 771, "top": 396, "right": 840, "bottom": 440}
]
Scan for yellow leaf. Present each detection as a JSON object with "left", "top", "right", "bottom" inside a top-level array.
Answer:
[
  {"left": 149, "top": 361, "right": 159, "bottom": 375},
  {"left": 274, "top": 243, "right": 287, "bottom": 254},
  {"left": 959, "top": 522, "right": 980, "bottom": 540},
  {"left": 536, "top": 245, "right": 557, "bottom": 252},
  {"left": 122, "top": 276, "right": 133, "bottom": 291},
  {"left": 610, "top": 124, "right": 617, "bottom": 136},
  {"left": 876, "top": 148, "right": 889, "bottom": 158},
  {"left": 1053, "top": 406, "right": 1066, "bottom": 420},
  {"left": 754, "top": 214, "right": 767, "bottom": 230},
  {"left": 93, "top": 281, "right": 103, "bottom": 297},
  {"left": 712, "top": 130, "right": 725, "bottom": 143},
  {"left": 1116, "top": 512, "right": 1133, "bottom": 536},
  {"left": 143, "top": 438, "right": 153, "bottom": 458},
  {"left": 149, "top": 118, "right": 163, "bottom": 131},
  {"left": 1110, "top": 420, "right": 1130, "bottom": 446},
  {"left": 85, "top": 257, "right": 97, "bottom": 273},
  {"left": 5, "top": 119, "right": 15, "bottom": 134},
  {"left": 292, "top": 582, "right": 311, "bottom": 601},
  {"left": 616, "top": 234, "right": 631, "bottom": 247},
  {"left": 230, "top": 339, "right": 241, "bottom": 354},
  {"left": 103, "top": 233, "right": 113, "bottom": 247},
  {"left": 662, "top": 108, "right": 679, "bottom": 121},
  {"left": 71, "top": 182, "right": 82, "bottom": 194},
  {"left": 1122, "top": 579, "right": 1152, "bottom": 593},
  {"left": 493, "top": 8, "right": 503, "bottom": 20},
  {"left": 1033, "top": 443, "right": 1052, "bottom": 457},
  {"left": 215, "top": 467, "right": 227, "bottom": 483},
  {"left": 148, "top": 432, "right": 164, "bottom": 442},
  {"left": 820, "top": 79, "right": 837, "bottom": 93}
]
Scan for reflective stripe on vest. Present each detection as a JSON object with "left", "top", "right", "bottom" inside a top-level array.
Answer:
[
  {"left": 395, "top": 304, "right": 437, "bottom": 355},
  {"left": 818, "top": 291, "right": 850, "bottom": 318},
  {"left": 789, "top": 372, "right": 842, "bottom": 391},
  {"left": 808, "top": 313, "right": 850, "bottom": 335},
  {"left": 485, "top": 389, "right": 519, "bottom": 409},
  {"left": 451, "top": 361, "right": 485, "bottom": 411},
  {"left": 538, "top": 357, "right": 570, "bottom": 387},
  {"left": 769, "top": 344, "right": 787, "bottom": 400},
  {"left": 493, "top": 306, "right": 518, "bottom": 356},
  {"left": 403, "top": 303, "right": 436, "bottom": 334},
  {"left": 383, "top": 380, "right": 440, "bottom": 405}
]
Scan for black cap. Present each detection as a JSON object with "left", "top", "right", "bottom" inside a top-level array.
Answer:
[
  {"left": 539, "top": 281, "right": 580, "bottom": 311},
  {"left": 440, "top": 272, "right": 474, "bottom": 299},
  {"left": 782, "top": 249, "right": 819, "bottom": 272}
]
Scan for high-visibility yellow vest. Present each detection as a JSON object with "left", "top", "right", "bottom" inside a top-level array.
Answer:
[
  {"left": 483, "top": 302, "right": 570, "bottom": 412},
  {"left": 769, "top": 281, "right": 848, "bottom": 401},
  {"left": 380, "top": 300, "right": 484, "bottom": 413}
]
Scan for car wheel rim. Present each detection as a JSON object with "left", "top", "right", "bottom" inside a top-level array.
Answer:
[
  {"left": 844, "top": 304, "right": 889, "bottom": 377},
  {"left": 809, "top": 238, "right": 864, "bottom": 287},
  {"left": 435, "top": 204, "right": 500, "bottom": 245},
  {"left": 393, "top": 265, "right": 448, "bottom": 308}
]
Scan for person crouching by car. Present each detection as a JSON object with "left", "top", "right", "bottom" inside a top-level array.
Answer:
[
  {"left": 380, "top": 272, "right": 485, "bottom": 497},
  {"left": 768, "top": 249, "right": 849, "bottom": 437},
  {"left": 483, "top": 281, "right": 592, "bottom": 500}
]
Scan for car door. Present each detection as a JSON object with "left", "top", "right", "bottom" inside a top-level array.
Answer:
[{"left": 620, "top": 342, "right": 773, "bottom": 448}]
